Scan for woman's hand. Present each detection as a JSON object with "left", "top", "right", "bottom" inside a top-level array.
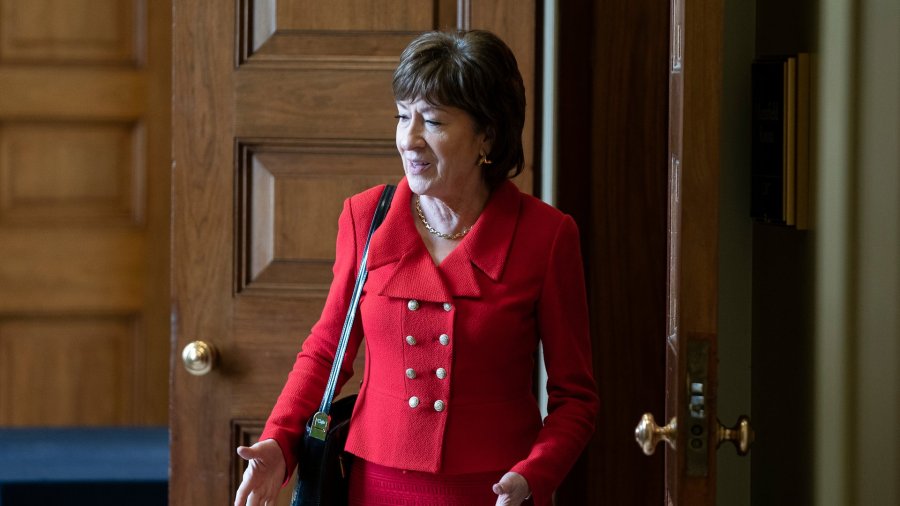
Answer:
[
  {"left": 493, "top": 471, "right": 531, "bottom": 506},
  {"left": 234, "top": 439, "right": 286, "bottom": 506}
]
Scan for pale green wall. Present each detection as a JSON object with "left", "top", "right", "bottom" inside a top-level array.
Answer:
[
  {"left": 815, "top": 0, "right": 900, "bottom": 504},
  {"left": 717, "top": 1, "right": 755, "bottom": 504}
]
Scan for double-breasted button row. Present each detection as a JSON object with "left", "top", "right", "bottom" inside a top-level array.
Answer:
[
  {"left": 405, "top": 333, "right": 450, "bottom": 346},
  {"left": 408, "top": 299, "right": 453, "bottom": 312},
  {"left": 408, "top": 396, "right": 447, "bottom": 412},
  {"left": 403, "top": 299, "right": 451, "bottom": 413},
  {"left": 404, "top": 367, "right": 448, "bottom": 380}
]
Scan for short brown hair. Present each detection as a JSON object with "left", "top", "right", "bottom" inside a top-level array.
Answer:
[{"left": 393, "top": 30, "right": 526, "bottom": 190}]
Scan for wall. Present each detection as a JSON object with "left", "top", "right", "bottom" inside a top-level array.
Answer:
[
  {"left": 717, "top": 1, "right": 755, "bottom": 504},
  {"left": 720, "top": 0, "right": 821, "bottom": 503},
  {"left": 747, "top": 0, "right": 818, "bottom": 504},
  {"left": 815, "top": 0, "right": 900, "bottom": 504}
]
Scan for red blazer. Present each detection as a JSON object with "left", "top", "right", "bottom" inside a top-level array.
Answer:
[{"left": 261, "top": 178, "right": 599, "bottom": 504}]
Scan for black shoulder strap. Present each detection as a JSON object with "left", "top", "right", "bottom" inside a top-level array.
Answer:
[{"left": 316, "top": 184, "right": 396, "bottom": 417}]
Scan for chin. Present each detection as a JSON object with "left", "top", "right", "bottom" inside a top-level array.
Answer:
[{"left": 405, "top": 175, "right": 432, "bottom": 196}]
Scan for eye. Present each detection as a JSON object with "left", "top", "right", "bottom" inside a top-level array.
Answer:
[
  {"left": 425, "top": 119, "right": 442, "bottom": 127},
  {"left": 394, "top": 114, "right": 409, "bottom": 121}
]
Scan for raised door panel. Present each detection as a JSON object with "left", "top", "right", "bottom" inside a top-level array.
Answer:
[
  {"left": 0, "top": 122, "right": 144, "bottom": 224},
  {"left": 240, "top": 0, "right": 457, "bottom": 64},
  {"left": 0, "top": 316, "right": 139, "bottom": 425},
  {"left": 236, "top": 141, "right": 399, "bottom": 294},
  {"left": 0, "top": 0, "right": 140, "bottom": 64}
]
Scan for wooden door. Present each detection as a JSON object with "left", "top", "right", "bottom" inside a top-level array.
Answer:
[
  {"left": 554, "top": 0, "right": 734, "bottom": 504},
  {"left": 0, "top": 0, "right": 170, "bottom": 426},
  {"left": 659, "top": 0, "right": 727, "bottom": 503},
  {"left": 170, "top": 2, "right": 536, "bottom": 504}
]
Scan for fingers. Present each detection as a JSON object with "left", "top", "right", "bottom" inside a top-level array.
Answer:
[
  {"left": 237, "top": 443, "right": 271, "bottom": 460},
  {"left": 493, "top": 481, "right": 513, "bottom": 506},
  {"left": 493, "top": 483, "right": 511, "bottom": 506},
  {"left": 238, "top": 439, "right": 284, "bottom": 466},
  {"left": 237, "top": 484, "right": 277, "bottom": 506},
  {"left": 234, "top": 478, "right": 251, "bottom": 506},
  {"left": 234, "top": 443, "right": 282, "bottom": 506},
  {"left": 251, "top": 490, "right": 270, "bottom": 506},
  {"left": 236, "top": 445, "right": 258, "bottom": 461},
  {"left": 235, "top": 472, "right": 271, "bottom": 506},
  {"left": 247, "top": 490, "right": 269, "bottom": 506},
  {"left": 493, "top": 472, "right": 531, "bottom": 506}
]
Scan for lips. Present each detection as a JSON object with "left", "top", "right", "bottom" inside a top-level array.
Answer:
[{"left": 406, "top": 159, "right": 431, "bottom": 175}]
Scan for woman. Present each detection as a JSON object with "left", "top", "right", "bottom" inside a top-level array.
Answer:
[{"left": 235, "top": 30, "right": 599, "bottom": 506}]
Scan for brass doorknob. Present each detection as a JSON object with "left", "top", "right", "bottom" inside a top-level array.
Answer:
[
  {"left": 635, "top": 413, "right": 677, "bottom": 455},
  {"left": 717, "top": 415, "right": 754, "bottom": 455},
  {"left": 181, "top": 340, "right": 217, "bottom": 375}
]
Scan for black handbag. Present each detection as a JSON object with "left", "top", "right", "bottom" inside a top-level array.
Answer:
[{"left": 291, "top": 184, "right": 395, "bottom": 506}]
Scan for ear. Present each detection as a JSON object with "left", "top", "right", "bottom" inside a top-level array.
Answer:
[{"left": 480, "top": 127, "right": 495, "bottom": 155}]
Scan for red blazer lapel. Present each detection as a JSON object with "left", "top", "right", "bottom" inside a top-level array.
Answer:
[
  {"left": 366, "top": 178, "right": 522, "bottom": 302},
  {"left": 439, "top": 180, "right": 521, "bottom": 296},
  {"left": 461, "top": 180, "right": 520, "bottom": 282},
  {"left": 368, "top": 179, "right": 451, "bottom": 303},
  {"left": 366, "top": 178, "right": 413, "bottom": 272}
]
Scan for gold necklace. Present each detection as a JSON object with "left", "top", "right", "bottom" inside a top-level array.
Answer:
[{"left": 415, "top": 197, "right": 473, "bottom": 240}]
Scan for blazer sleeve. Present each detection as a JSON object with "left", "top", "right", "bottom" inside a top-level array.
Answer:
[
  {"left": 258, "top": 197, "right": 366, "bottom": 483},
  {"left": 510, "top": 214, "right": 600, "bottom": 504}
]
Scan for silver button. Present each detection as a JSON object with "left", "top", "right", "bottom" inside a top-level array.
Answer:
[
  {"left": 406, "top": 335, "right": 417, "bottom": 346},
  {"left": 409, "top": 396, "right": 420, "bottom": 408},
  {"left": 406, "top": 368, "right": 416, "bottom": 379},
  {"left": 436, "top": 367, "right": 447, "bottom": 379},
  {"left": 443, "top": 302, "right": 452, "bottom": 312},
  {"left": 433, "top": 400, "right": 445, "bottom": 412},
  {"left": 408, "top": 300, "right": 420, "bottom": 311},
  {"left": 439, "top": 334, "right": 450, "bottom": 346}
]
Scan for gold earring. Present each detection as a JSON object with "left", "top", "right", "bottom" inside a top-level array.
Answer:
[{"left": 478, "top": 152, "right": 492, "bottom": 166}]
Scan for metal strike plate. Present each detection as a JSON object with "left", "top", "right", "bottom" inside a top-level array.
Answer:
[{"left": 686, "top": 340, "right": 709, "bottom": 477}]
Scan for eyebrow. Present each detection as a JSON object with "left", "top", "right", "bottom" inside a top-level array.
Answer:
[{"left": 397, "top": 102, "right": 446, "bottom": 114}]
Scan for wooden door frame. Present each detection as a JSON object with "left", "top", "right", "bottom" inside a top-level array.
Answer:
[{"left": 170, "top": 0, "right": 236, "bottom": 503}]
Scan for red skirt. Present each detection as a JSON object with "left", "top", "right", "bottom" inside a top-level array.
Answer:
[{"left": 348, "top": 458, "right": 505, "bottom": 506}]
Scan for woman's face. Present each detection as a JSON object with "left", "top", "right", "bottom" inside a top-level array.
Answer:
[{"left": 395, "top": 99, "right": 489, "bottom": 201}]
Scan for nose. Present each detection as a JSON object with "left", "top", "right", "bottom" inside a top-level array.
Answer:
[{"left": 397, "top": 121, "right": 425, "bottom": 151}]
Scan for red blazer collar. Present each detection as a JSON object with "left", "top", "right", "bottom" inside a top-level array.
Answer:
[{"left": 367, "top": 178, "right": 521, "bottom": 301}]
